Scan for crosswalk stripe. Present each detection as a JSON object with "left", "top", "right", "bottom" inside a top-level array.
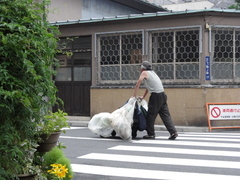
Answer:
[
  {"left": 60, "top": 135, "right": 122, "bottom": 141},
  {"left": 62, "top": 127, "right": 86, "bottom": 130},
  {"left": 71, "top": 131, "right": 240, "bottom": 179},
  {"left": 156, "top": 136, "right": 240, "bottom": 142},
  {"left": 60, "top": 135, "right": 240, "bottom": 143},
  {"left": 183, "top": 132, "right": 240, "bottom": 136},
  {"left": 71, "top": 164, "right": 240, "bottom": 180},
  {"left": 61, "top": 134, "right": 240, "bottom": 143},
  {"left": 180, "top": 133, "right": 240, "bottom": 139},
  {"left": 78, "top": 153, "right": 240, "bottom": 169},
  {"left": 133, "top": 139, "right": 240, "bottom": 148},
  {"left": 109, "top": 145, "right": 240, "bottom": 157},
  {"left": 175, "top": 136, "right": 240, "bottom": 142}
]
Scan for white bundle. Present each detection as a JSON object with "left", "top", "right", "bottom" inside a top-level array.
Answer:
[
  {"left": 88, "top": 112, "right": 113, "bottom": 137},
  {"left": 88, "top": 97, "right": 138, "bottom": 140},
  {"left": 110, "top": 97, "right": 137, "bottom": 140}
]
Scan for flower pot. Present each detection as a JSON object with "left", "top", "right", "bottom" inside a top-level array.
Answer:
[
  {"left": 37, "top": 132, "right": 61, "bottom": 152},
  {"left": 17, "top": 174, "right": 37, "bottom": 180}
]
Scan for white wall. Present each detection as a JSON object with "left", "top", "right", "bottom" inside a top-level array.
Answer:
[
  {"left": 47, "top": 0, "right": 142, "bottom": 23},
  {"left": 163, "top": 1, "right": 213, "bottom": 11},
  {"left": 81, "top": 0, "right": 142, "bottom": 19},
  {"left": 47, "top": 0, "right": 81, "bottom": 22}
]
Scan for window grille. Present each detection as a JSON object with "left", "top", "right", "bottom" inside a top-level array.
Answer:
[
  {"left": 96, "top": 31, "right": 144, "bottom": 84},
  {"left": 96, "top": 27, "right": 201, "bottom": 85},
  {"left": 210, "top": 26, "right": 240, "bottom": 84},
  {"left": 147, "top": 26, "right": 201, "bottom": 84}
]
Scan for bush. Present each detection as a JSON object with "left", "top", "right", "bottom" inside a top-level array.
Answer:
[
  {"left": 43, "top": 147, "right": 64, "bottom": 167},
  {"left": 0, "top": 0, "right": 60, "bottom": 177},
  {"left": 43, "top": 147, "right": 74, "bottom": 180}
]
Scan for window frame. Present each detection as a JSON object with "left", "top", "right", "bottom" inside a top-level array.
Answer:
[{"left": 95, "top": 26, "right": 202, "bottom": 85}]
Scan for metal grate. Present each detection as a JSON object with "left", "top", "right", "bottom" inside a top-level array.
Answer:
[
  {"left": 210, "top": 26, "right": 240, "bottom": 84},
  {"left": 96, "top": 31, "right": 144, "bottom": 84},
  {"left": 96, "top": 27, "right": 201, "bottom": 85},
  {"left": 148, "top": 27, "right": 200, "bottom": 84}
]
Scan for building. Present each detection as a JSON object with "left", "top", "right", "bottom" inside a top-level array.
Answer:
[
  {"left": 49, "top": 0, "right": 165, "bottom": 117},
  {"left": 47, "top": 0, "right": 165, "bottom": 22},
  {"left": 48, "top": 0, "right": 240, "bottom": 128},
  {"left": 147, "top": 0, "right": 235, "bottom": 11}
]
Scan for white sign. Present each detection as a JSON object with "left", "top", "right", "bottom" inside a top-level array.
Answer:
[{"left": 209, "top": 104, "right": 240, "bottom": 120}]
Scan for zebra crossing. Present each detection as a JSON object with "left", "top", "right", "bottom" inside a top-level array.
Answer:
[{"left": 69, "top": 131, "right": 240, "bottom": 179}]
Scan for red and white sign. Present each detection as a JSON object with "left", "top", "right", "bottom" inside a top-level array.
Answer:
[{"left": 209, "top": 104, "right": 240, "bottom": 120}]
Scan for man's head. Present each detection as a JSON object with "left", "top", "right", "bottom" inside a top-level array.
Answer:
[{"left": 141, "top": 61, "right": 152, "bottom": 70}]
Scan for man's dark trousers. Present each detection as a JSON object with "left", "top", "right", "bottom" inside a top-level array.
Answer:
[{"left": 146, "top": 92, "right": 176, "bottom": 136}]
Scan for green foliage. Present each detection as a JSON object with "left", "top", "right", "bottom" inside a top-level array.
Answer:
[
  {"left": 17, "top": 140, "right": 40, "bottom": 175},
  {"left": 39, "top": 109, "right": 70, "bottom": 135},
  {"left": 0, "top": 0, "right": 60, "bottom": 177},
  {"left": 43, "top": 147, "right": 74, "bottom": 179},
  {"left": 43, "top": 147, "right": 64, "bottom": 167},
  {"left": 228, "top": 0, "right": 240, "bottom": 9}
]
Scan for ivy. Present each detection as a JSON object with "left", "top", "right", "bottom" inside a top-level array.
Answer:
[{"left": 0, "top": 0, "right": 60, "bottom": 177}]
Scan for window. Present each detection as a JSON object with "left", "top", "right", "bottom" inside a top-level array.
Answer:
[
  {"left": 96, "top": 31, "right": 143, "bottom": 84},
  {"left": 210, "top": 27, "right": 240, "bottom": 84},
  {"left": 56, "top": 36, "right": 92, "bottom": 82},
  {"left": 148, "top": 27, "right": 200, "bottom": 84},
  {"left": 96, "top": 27, "right": 201, "bottom": 85}
]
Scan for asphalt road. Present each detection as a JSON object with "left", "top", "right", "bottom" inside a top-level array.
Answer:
[{"left": 59, "top": 127, "right": 240, "bottom": 180}]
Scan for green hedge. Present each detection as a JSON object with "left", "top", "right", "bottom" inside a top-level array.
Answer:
[{"left": 0, "top": 0, "right": 60, "bottom": 178}]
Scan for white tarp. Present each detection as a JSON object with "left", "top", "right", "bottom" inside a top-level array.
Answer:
[{"left": 88, "top": 97, "right": 148, "bottom": 141}]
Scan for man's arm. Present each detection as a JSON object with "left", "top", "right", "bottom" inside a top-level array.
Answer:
[
  {"left": 141, "top": 88, "right": 148, "bottom": 99},
  {"left": 133, "top": 71, "right": 147, "bottom": 97}
]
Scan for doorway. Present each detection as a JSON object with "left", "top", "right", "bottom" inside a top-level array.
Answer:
[{"left": 54, "top": 36, "right": 91, "bottom": 116}]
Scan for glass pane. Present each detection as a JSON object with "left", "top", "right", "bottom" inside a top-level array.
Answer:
[
  {"left": 73, "top": 36, "right": 91, "bottom": 50},
  {"left": 74, "top": 67, "right": 91, "bottom": 81},
  {"left": 176, "top": 63, "right": 199, "bottom": 79},
  {"left": 152, "top": 32, "right": 174, "bottom": 63},
  {"left": 213, "top": 30, "right": 233, "bottom": 62},
  {"left": 101, "top": 66, "right": 120, "bottom": 80},
  {"left": 153, "top": 64, "right": 174, "bottom": 79},
  {"left": 121, "top": 33, "right": 142, "bottom": 64},
  {"left": 176, "top": 30, "right": 199, "bottom": 63},
  {"left": 235, "top": 31, "right": 240, "bottom": 62},
  {"left": 212, "top": 63, "right": 233, "bottom": 79},
  {"left": 55, "top": 68, "right": 71, "bottom": 81},
  {"left": 100, "top": 35, "right": 120, "bottom": 65},
  {"left": 122, "top": 65, "right": 140, "bottom": 80},
  {"left": 236, "top": 63, "right": 240, "bottom": 78},
  {"left": 73, "top": 52, "right": 91, "bottom": 66},
  {"left": 56, "top": 54, "right": 71, "bottom": 67}
]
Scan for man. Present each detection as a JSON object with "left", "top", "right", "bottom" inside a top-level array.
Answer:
[{"left": 133, "top": 61, "right": 178, "bottom": 140}]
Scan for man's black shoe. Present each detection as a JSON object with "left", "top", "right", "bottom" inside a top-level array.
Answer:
[
  {"left": 111, "top": 130, "right": 116, "bottom": 137},
  {"left": 168, "top": 133, "right": 178, "bottom": 140},
  {"left": 143, "top": 135, "right": 155, "bottom": 139},
  {"left": 132, "top": 136, "right": 137, "bottom": 139},
  {"left": 132, "top": 131, "right": 137, "bottom": 139}
]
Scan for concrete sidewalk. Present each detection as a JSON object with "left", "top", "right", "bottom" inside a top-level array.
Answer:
[{"left": 67, "top": 116, "right": 209, "bottom": 132}]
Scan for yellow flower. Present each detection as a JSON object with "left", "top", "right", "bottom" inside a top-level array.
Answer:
[{"left": 48, "top": 163, "right": 69, "bottom": 179}]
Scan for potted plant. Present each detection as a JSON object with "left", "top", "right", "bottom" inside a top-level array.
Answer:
[
  {"left": 14, "top": 140, "right": 42, "bottom": 180},
  {"left": 37, "top": 110, "right": 70, "bottom": 152}
]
